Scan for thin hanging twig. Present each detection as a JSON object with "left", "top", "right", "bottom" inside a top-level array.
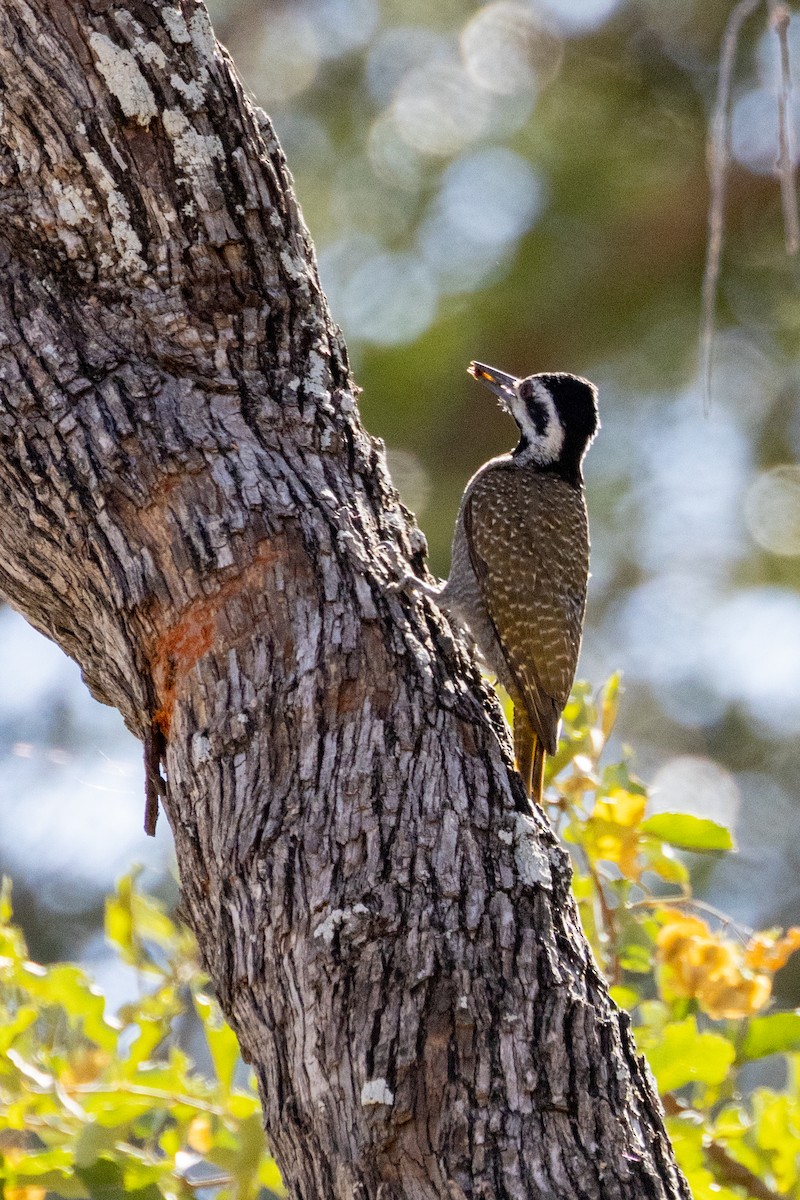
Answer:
[
  {"left": 700, "top": 0, "right": 764, "bottom": 410},
  {"left": 767, "top": 0, "right": 800, "bottom": 253}
]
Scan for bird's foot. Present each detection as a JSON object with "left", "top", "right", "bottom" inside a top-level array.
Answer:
[
  {"left": 377, "top": 540, "right": 442, "bottom": 598},
  {"left": 385, "top": 571, "right": 442, "bottom": 598}
]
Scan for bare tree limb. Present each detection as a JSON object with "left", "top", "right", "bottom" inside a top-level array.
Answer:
[
  {"left": 700, "top": 0, "right": 762, "bottom": 407},
  {"left": 768, "top": 0, "right": 800, "bottom": 254},
  {"left": 0, "top": 3, "right": 691, "bottom": 1196}
]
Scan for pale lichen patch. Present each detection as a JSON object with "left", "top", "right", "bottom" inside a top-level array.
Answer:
[
  {"left": 191, "top": 733, "right": 211, "bottom": 765},
  {"left": 89, "top": 32, "right": 157, "bottom": 126},
  {"left": 189, "top": 8, "right": 219, "bottom": 65},
  {"left": 303, "top": 349, "right": 330, "bottom": 402},
  {"left": 513, "top": 813, "right": 552, "bottom": 889},
  {"left": 134, "top": 38, "right": 167, "bottom": 68},
  {"left": 313, "top": 904, "right": 369, "bottom": 945},
  {"left": 162, "top": 108, "right": 224, "bottom": 184},
  {"left": 280, "top": 249, "right": 309, "bottom": 283},
  {"left": 170, "top": 73, "right": 205, "bottom": 108},
  {"left": 84, "top": 149, "right": 146, "bottom": 272},
  {"left": 52, "top": 181, "right": 93, "bottom": 227},
  {"left": 360, "top": 1078, "right": 394, "bottom": 1107},
  {"left": 161, "top": 6, "right": 191, "bottom": 44}
]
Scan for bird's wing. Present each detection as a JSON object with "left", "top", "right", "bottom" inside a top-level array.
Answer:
[{"left": 464, "top": 468, "right": 589, "bottom": 755}]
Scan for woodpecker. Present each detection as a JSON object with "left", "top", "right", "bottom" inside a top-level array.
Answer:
[{"left": 411, "top": 362, "right": 599, "bottom": 804}]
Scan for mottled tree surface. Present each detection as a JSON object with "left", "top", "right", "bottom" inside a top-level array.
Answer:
[{"left": 0, "top": 4, "right": 689, "bottom": 1197}]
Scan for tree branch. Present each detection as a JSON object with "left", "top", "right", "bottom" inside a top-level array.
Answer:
[{"left": 0, "top": 3, "right": 690, "bottom": 1196}]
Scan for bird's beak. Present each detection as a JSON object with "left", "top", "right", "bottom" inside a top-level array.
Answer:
[{"left": 468, "top": 361, "right": 518, "bottom": 410}]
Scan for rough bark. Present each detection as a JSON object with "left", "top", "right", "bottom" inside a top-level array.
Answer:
[{"left": 0, "top": 4, "right": 690, "bottom": 1198}]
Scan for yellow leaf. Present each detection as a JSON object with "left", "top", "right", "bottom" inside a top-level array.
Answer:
[
  {"left": 187, "top": 1115, "right": 213, "bottom": 1155},
  {"left": 61, "top": 1048, "right": 109, "bottom": 1088},
  {"left": 600, "top": 673, "right": 622, "bottom": 740},
  {"left": 656, "top": 911, "right": 773, "bottom": 1019},
  {"left": 699, "top": 972, "right": 772, "bottom": 1020},
  {"left": 592, "top": 789, "right": 646, "bottom": 828},
  {"left": 745, "top": 928, "right": 800, "bottom": 973}
]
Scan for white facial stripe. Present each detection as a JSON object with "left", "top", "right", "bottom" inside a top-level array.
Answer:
[{"left": 510, "top": 379, "right": 564, "bottom": 466}]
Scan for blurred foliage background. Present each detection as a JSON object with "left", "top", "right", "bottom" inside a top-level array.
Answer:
[{"left": 2, "top": 0, "right": 800, "bottom": 1012}]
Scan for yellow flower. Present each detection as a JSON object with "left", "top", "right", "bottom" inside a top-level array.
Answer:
[
  {"left": 656, "top": 912, "right": 775, "bottom": 1020},
  {"left": 745, "top": 927, "right": 800, "bottom": 973},
  {"left": 4, "top": 1187, "right": 46, "bottom": 1200},
  {"left": 700, "top": 972, "right": 772, "bottom": 1021},
  {"left": 60, "top": 1047, "right": 109, "bottom": 1088},
  {"left": 187, "top": 1114, "right": 213, "bottom": 1155},
  {"left": 587, "top": 790, "right": 647, "bottom": 878},
  {"left": 593, "top": 789, "right": 647, "bottom": 827}
]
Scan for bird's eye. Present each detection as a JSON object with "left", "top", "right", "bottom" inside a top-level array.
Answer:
[{"left": 527, "top": 399, "right": 549, "bottom": 437}]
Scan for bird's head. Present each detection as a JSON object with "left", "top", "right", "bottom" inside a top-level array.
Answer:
[{"left": 468, "top": 361, "right": 599, "bottom": 482}]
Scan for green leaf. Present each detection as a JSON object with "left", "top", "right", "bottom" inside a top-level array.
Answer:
[
  {"left": 751, "top": 1089, "right": 800, "bottom": 1191},
  {"left": 258, "top": 1155, "right": 286, "bottom": 1196},
  {"left": 609, "top": 985, "right": 639, "bottom": 1011},
  {"left": 10, "top": 1171, "right": 89, "bottom": 1199},
  {"left": 601, "top": 761, "right": 647, "bottom": 796},
  {"left": 76, "top": 1158, "right": 161, "bottom": 1200},
  {"left": 739, "top": 1012, "right": 800, "bottom": 1063},
  {"left": 207, "top": 1114, "right": 265, "bottom": 1198},
  {"left": 0, "top": 876, "right": 13, "bottom": 924},
  {"left": 75, "top": 1125, "right": 123, "bottom": 1170},
  {"left": 195, "top": 993, "right": 241, "bottom": 1095},
  {"left": 600, "top": 672, "right": 622, "bottom": 740},
  {"left": 666, "top": 1117, "right": 742, "bottom": 1200},
  {"left": 619, "top": 944, "right": 653, "bottom": 974},
  {"left": 226, "top": 1091, "right": 262, "bottom": 1120},
  {"left": 640, "top": 1017, "right": 735, "bottom": 1093},
  {"left": 75, "top": 1157, "right": 127, "bottom": 1200},
  {"left": 643, "top": 845, "right": 690, "bottom": 885},
  {"left": 641, "top": 813, "right": 734, "bottom": 853},
  {"left": 105, "top": 875, "right": 138, "bottom": 965},
  {"left": 35, "top": 965, "right": 118, "bottom": 1051},
  {"left": 5, "top": 1147, "right": 75, "bottom": 1175},
  {"left": 0, "top": 1005, "right": 37, "bottom": 1053}
]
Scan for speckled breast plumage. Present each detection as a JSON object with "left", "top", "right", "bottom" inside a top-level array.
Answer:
[{"left": 437, "top": 456, "right": 589, "bottom": 755}]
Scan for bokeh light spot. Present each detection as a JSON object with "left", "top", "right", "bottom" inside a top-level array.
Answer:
[
  {"left": 460, "top": 2, "right": 563, "bottom": 96},
  {"left": 417, "top": 147, "right": 545, "bottom": 293},
  {"left": 634, "top": 397, "right": 748, "bottom": 574},
  {"left": 731, "top": 87, "right": 800, "bottom": 176},
  {"left": 392, "top": 62, "right": 493, "bottom": 156},
  {"left": 439, "top": 147, "right": 546, "bottom": 245},
  {"left": 365, "top": 26, "right": 450, "bottom": 105},
  {"left": 745, "top": 465, "right": 800, "bottom": 556},
  {"left": 535, "top": 0, "right": 623, "bottom": 35},
  {"left": 650, "top": 756, "right": 741, "bottom": 826},
  {"left": 757, "top": 12, "right": 800, "bottom": 90},
  {"left": 704, "top": 588, "right": 800, "bottom": 734},
  {"left": 386, "top": 447, "right": 432, "bottom": 516},
  {"left": 320, "top": 243, "right": 437, "bottom": 344},
  {"left": 255, "top": 10, "right": 320, "bottom": 105},
  {"left": 367, "top": 113, "right": 425, "bottom": 192},
  {"left": 417, "top": 212, "right": 508, "bottom": 293},
  {"left": 609, "top": 572, "right": 716, "bottom": 687},
  {"left": 305, "top": 0, "right": 378, "bottom": 59}
]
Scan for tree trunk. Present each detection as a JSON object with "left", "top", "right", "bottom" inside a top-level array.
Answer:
[{"left": 0, "top": 3, "right": 689, "bottom": 1197}]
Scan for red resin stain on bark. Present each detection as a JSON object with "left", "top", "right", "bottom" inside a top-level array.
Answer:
[{"left": 149, "top": 540, "right": 284, "bottom": 736}]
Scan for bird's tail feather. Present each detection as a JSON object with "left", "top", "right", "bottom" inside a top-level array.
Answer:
[
  {"left": 512, "top": 699, "right": 546, "bottom": 805},
  {"left": 513, "top": 703, "right": 533, "bottom": 797},
  {"left": 531, "top": 735, "right": 546, "bottom": 805}
]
